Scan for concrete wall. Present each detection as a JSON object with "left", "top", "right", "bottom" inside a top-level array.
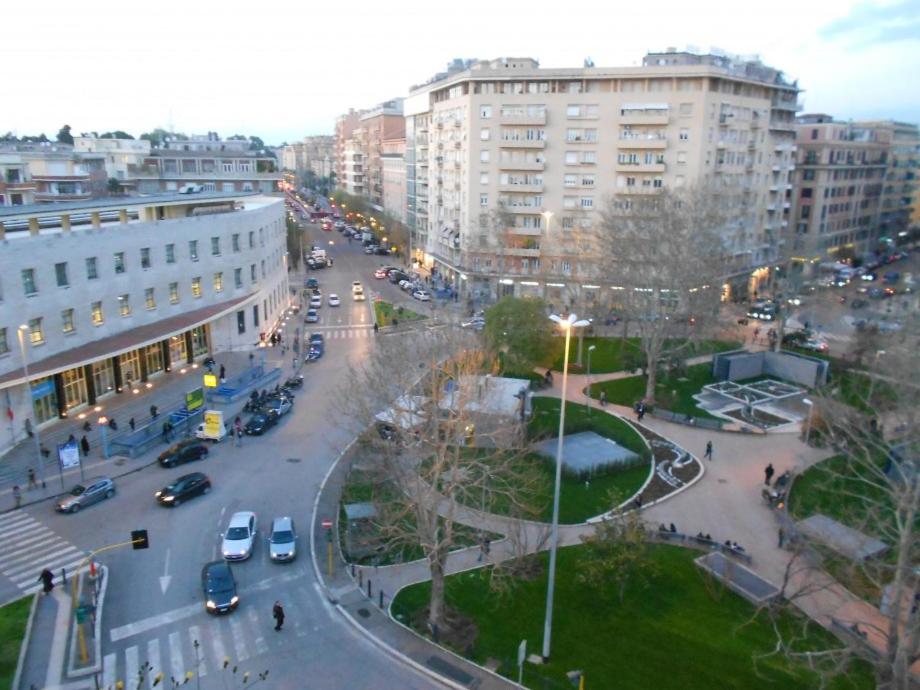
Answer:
[{"left": 713, "top": 350, "right": 828, "bottom": 388}]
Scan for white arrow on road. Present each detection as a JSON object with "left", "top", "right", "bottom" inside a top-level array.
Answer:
[{"left": 159, "top": 548, "right": 171, "bottom": 594}]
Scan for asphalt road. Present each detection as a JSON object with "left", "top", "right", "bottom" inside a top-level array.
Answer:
[{"left": 13, "top": 205, "right": 439, "bottom": 689}]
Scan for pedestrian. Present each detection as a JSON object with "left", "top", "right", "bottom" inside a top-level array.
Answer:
[
  {"left": 764, "top": 463, "right": 775, "bottom": 485},
  {"left": 235, "top": 427, "right": 243, "bottom": 447},
  {"left": 24, "top": 418, "right": 33, "bottom": 438},
  {"left": 67, "top": 433, "right": 76, "bottom": 445},
  {"left": 129, "top": 417, "right": 136, "bottom": 432},
  {"left": 753, "top": 326, "right": 760, "bottom": 344},
  {"left": 778, "top": 527, "right": 785, "bottom": 549},
  {"left": 12, "top": 485, "right": 22, "bottom": 509},
  {"left": 637, "top": 403, "right": 646, "bottom": 422},
  {"left": 599, "top": 390, "right": 608, "bottom": 407},
  {"left": 373, "top": 322, "right": 379, "bottom": 335},
  {"left": 150, "top": 405, "right": 158, "bottom": 420},
  {"left": 392, "top": 317, "right": 398, "bottom": 328},
  {"left": 39, "top": 444, "right": 50, "bottom": 459},
  {"left": 108, "top": 417, "right": 118, "bottom": 431},
  {"left": 248, "top": 352, "right": 255, "bottom": 367},
  {"left": 80, "top": 435, "right": 90, "bottom": 457},
  {"left": 39, "top": 568, "right": 54, "bottom": 594},
  {"left": 219, "top": 364, "right": 226, "bottom": 381},
  {"left": 704, "top": 441, "right": 713, "bottom": 461},
  {"left": 82, "top": 420, "right": 92, "bottom": 433},
  {"left": 162, "top": 421, "right": 169, "bottom": 443},
  {"left": 483, "top": 537, "right": 491, "bottom": 558},
  {"left": 27, "top": 468, "right": 37, "bottom": 490},
  {"left": 272, "top": 601, "right": 285, "bottom": 631}
]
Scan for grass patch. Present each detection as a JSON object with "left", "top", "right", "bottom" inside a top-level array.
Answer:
[
  {"left": 825, "top": 369, "right": 898, "bottom": 414},
  {"left": 551, "top": 337, "right": 741, "bottom": 374},
  {"left": 391, "top": 544, "right": 871, "bottom": 690},
  {"left": 374, "top": 300, "right": 425, "bottom": 326},
  {"left": 588, "top": 363, "right": 721, "bottom": 420},
  {"left": 0, "top": 596, "right": 31, "bottom": 689}
]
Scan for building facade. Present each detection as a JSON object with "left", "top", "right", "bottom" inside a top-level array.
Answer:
[
  {"left": 867, "top": 121, "right": 919, "bottom": 249},
  {"left": 381, "top": 137, "right": 407, "bottom": 224},
  {"left": 0, "top": 192, "right": 290, "bottom": 452},
  {"left": 334, "top": 110, "right": 363, "bottom": 187},
  {"left": 405, "top": 51, "right": 800, "bottom": 307}
]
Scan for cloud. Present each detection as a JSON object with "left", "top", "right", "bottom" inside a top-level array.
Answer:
[{"left": 820, "top": 0, "right": 920, "bottom": 46}]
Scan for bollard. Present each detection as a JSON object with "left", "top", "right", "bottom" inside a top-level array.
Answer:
[
  {"left": 358, "top": 570, "right": 363, "bottom": 587},
  {"left": 61, "top": 567, "right": 67, "bottom": 585},
  {"left": 379, "top": 590, "right": 384, "bottom": 608},
  {"left": 367, "top": 579, "right": 372, "bottom": 598},
  {"left": 351, "top": 564, "right": 356, "bottom": 577}
]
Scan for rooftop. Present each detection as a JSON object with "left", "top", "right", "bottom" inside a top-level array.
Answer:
[{"left": 0, "top": 191, "right": 266, "bottom": 219}]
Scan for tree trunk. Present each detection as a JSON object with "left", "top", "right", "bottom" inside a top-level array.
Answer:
[
  {"left": 645, "top": 365, "right": 657, "bottom": 404},
  {"left": 427, "top": 550, "right": 448, "bottom": 630}
]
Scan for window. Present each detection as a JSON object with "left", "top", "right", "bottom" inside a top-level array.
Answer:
[
  {"left": 581, "top": 175, "right": 595, "bottom": 187},
  {"left": 85, "top": 257, "right": 98, "bottom": 280},
  {"left": 91, "top": 301, "right": 104, "bottom": 325},
  {"left": 480, "top": 150, "right": 490, "bottom": 163},
  {"left": 562, "top": 217, "right": 575, "bottom": 229},
  {"left": 28, "top": 318, "right": 44, "bottom": 344},
  {"left": 22, "top": 268, "right": 37, "bottom": 295},
  {"left": 169, "top": 282, "right": 179, "bottom": 304},
  {"left": 679, "top": 103, "right": 693, "bottom": 116},
  {"left": 189, "top": 240, "right": 199, "bottom": 262},
  {"left": 213, "top": 272, "right": 223, "bottom": 292},
  {"left": 0, "top": 328, "right": 7, "bottom": 355},
  {"left": 237, "top": 310, "right": 246, "bottom": 335},
  {"left": 480, "top": 128, "right": 490, "bottom": 141},
  {"left": 118, "top": 294, "right": 131, "bottom": 317},
  {"left": 250, "top": 264, "right": 257, "bottom": 282},
  {"left": 811, "top": 129, "right": 818, "bottom": 140},
  {"left": 563, "top": 196, "right": 576, "bottom": 209},
  {"left": 232, "top": 233, "right": 240, "bottom": 252},
  {"left": 140, "top": 247, "right": 151, "bottom": 269},
  {"left": 162, "top": 245, "right": 175, "bottom": 266},
  {"left": 480, "top": 105, "right": 492, "bottom": 118},
  {"left": 234, "top": 268, "right": 243, "bottom": 288},
  {"left": 61, "top": 308, "right": 75, "bottom": 334},
  {"left": 801, "top": 188, "right": 813, "bottom": 198},
  {"left": 679, "top": 128, "right": 689, "bottom": 141},
  {"left": 677, "top": 152, "right": 688, "bottom": 165},
  {"left": 480, "top": 194, "right": 488, "bottom": 207},
  {"left": 248, "top": 231, "right": 255, "bottom": 249},
  {"left": 191, "top": 277, "right": 202, "bottom": 298},
  {"left": 114, "top": 252, "right": 125, "bottom": 274},
  {"left": 480, "top": 172, "right": 489, "bottom": 185},
  {"left": 653, "top": 177, "right": 663, "bottom": 188},
  {"left": 261, "top": 260, "right": 266, "bottom": 278},
  {"left": 565, "top": 151, "right": 578, "bottom": 165},
  {"left": 564, "top": 174, "right": 577, "bottom": 187},
  {"left": 582, "top": 151, "right": 596, "bottom": 164},
  {"left": 566, "top": 105, "right": 581, "bottom": 117},
  {"left": 580, "top": 197, "right": 594, "bottom": 209},
  {"left": 211, "top": 237, "right": 221, "bottom": 256},
  {"left": 55, "top": 262, "right": 69, "bottom": 287},
  {"left": 145, "top": 288, "right": 156, "bottom": 310}
]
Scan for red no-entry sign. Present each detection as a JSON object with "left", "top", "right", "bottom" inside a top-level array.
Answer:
[{"left": 321, "top": 519, "right": 333, "bottom": 529}]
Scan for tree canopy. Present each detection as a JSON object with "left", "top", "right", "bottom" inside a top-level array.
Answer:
[
  {"left": 483, "top": 297, "right": 560, "bottom": 374},
  {"left": 56, "top": 124, "right": 74, "bottom": 145},
  {"left": 100, "top": 131, "right": 134, "bottom": 139}
]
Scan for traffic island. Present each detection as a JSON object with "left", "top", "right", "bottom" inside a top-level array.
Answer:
[{"left": 66, "top": 565, "right": 107, "bottom": 680}]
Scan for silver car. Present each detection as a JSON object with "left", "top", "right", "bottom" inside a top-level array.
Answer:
[
  {"left": 269, "top": 517, "right": 297, "bottom": 562},
  {"left": 221, "top": 511, "right": 257, "bottom": 561},
  {"left": 56, "top": 476, "right": 116, "bottom": 513}
]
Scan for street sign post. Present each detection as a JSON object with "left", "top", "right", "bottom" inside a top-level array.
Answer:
[{"left": 518, "top": 639, "right": 527, "bottom": 684}]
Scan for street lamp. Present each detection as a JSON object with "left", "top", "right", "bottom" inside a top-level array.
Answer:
[
  {"left": 542, "top": 313, "right": 590, "bottom": 662},
  {"left": 586, "top": 345, "right": 597, "bottom": 416},
  {"left": 17, "top": 325, "right": 46, "bottom": 488},
  {"left": 97, "top": 416, "right": 110, "bottom": 459},
  {"left": 802, "top": 398, "right": 814, "bottom": 446}
]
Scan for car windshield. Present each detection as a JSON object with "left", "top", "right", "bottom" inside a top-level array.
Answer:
[
  {"left": 271, "top": 530, "right": 294, "bottom": 543},
  {"left": 70, "top": 485, "right": 86, "bottom": 496},
  {"left": 226, "top": 527, "right": 250, "bottom": 540}
]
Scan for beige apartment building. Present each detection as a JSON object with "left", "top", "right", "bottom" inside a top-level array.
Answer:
[
  {"left": 867, "top": 120, "right": 919, "bottom": 248},
  {"left": 335, "top": 100, "right": 405, "bottom": 210},
  {"left": 334, "top": 109, "right": 363, "bottom": 187},
  {"left": 281, "top": 136, "right": 335, "bottom": 180},
  {"left": 381, "top": 137, "right": 407, "bottom": 223},
  {"left": 404, "top": 50, "right": 800, "bottom": 307}
]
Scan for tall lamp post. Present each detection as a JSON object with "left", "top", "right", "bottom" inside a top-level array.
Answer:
[
  {"left": 802, "top": 398, "right": 814, "bottom": 446},
  {"left": 586, "top": 345, "right": 596, "bottom": 416},
  {"left": 97, "top": 416, "right": 111, "bottom": 459},
  {"left": 17, "top": 325, "right": 46, "bottom": 488},
  {"left": 542, "top": 313, "right": 590, "bottom": 662}
]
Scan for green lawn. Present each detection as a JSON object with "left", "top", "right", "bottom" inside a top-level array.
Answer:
[
  {"left": 391, "top": 545, "right": 871, "bottom": 690},
  {"left": 0, "top": 596, "right": 31, "bottom": 689},
  {"left": 374, "top": 300, "right": 425, "bottom": 326},
  {"left": 588, "top": 363, "right": 721, "bottom": 420},
  {"left": 551, "top": 337, "right": 741, "bottom": 374}
]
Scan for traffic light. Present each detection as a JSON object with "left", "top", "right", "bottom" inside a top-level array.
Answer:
[{"left": 131, "top": 529, "right": 149, "bottom": 550}]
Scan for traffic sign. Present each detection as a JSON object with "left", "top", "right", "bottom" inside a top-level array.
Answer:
[{"left": 321, "top": 519, "right": 333, "bottom": 529}]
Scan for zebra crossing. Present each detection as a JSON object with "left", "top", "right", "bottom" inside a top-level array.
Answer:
[
  {"left": 308, "top": 325, "right": 373, "bottom": 339},
  {"left": 0, "top": 510, "right": 88, "bottom": 596},
  {"left": 102, "top": 599, "right": 310, "bottom": 689}
]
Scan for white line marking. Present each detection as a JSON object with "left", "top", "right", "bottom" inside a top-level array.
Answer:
[
  {"left": 0, "top": 512, "right": 35, "bottom": 530},
  {"left": 125, "top": 646, "right": 139, "bottom": 688},
  {"left": 101, "top": 652, "right": 116, "bottom": 689},
  {"left": 15, "top": 557, "right": 88, "bottom": 588},
  {"left": 245, "top": 607, "right": 268, "bottom": 656},
  {"left": 187, "top": 625, "right": 207, "bottom": 677},
  {"left": 0, "top": 523, "right": 56, "bottom": 546},
  {"left": 210, "top": 627, "right": 227, "bottom": 668},
  {"left": 168, "top": 631, "right": 184, "bottom": 684},
  {"left": 0, "top": 535, "right": 69, "bottom": 566},
  {"left": 110, "top": 601, "right": 202, "bottom": 642},
  {"left": 229, "top": 616, "right": 248, "bottom": 662},
  {"left": 3, "top": 545, "right": 79, "bottom": 575},
  {"left": 7, "top": 550, "right": 83, "bottom": 581},
  {"left": 146, "top": 638, "right": 161, "bottom": 689}
]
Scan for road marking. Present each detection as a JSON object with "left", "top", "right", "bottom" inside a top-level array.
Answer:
[
  {"left": 4, "top": 546, "right": 80, "bottom": 577},
  {"left": 229, "top": 616, "right": 249, "bottom": 661},
  {"left": 146, "top": 638, "right": 161, "bottom": 689},
  {"left": 125, "top": 645, "right": 139, "bottom": 687},
  {"left": 210, "top": 626, "right": 227, "bottom": 668},
  {"left": 187, "top": 625, "right": 207, "bottom": 677},
  {"left": 18, "top": 557, "right": 87, "bottom": 589},
  {"left": 168, "top": 631, "right": 184, "bottom": 684},
  {"left": 245, "top": 607, "right": 268, "bottom": 656},
  {"left": 0, "top": 535, "right": 68, "bottom": 566},
  {"left": 110, "top": 601, "right": 202, "bottom": 642},
  {"left": 0, "top": 520, "right": 52, "bottom": 544},
  {"left": 0, "top": 511, "right": 34, "bottom": 530},
  {"left": 101, "top": 653, "right": 116, "bottom": 689}
]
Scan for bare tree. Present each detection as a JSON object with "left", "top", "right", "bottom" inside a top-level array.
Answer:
[
  {"left": 587, "top": 186, "right": 728, "bottom": 403},
  {"left": 770, "top": 340, "right": 919, "bottom": 689},
  {"left": 337, "top": 330, "right": 545, "bottom": 632}
]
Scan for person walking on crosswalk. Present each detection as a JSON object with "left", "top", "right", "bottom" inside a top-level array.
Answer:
[{"left": 272, "top": 601, "right": 285, "bottom": 631}]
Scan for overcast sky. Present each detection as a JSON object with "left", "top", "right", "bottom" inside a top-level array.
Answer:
[{"left": 4, "top": 0, "right": 918, "bottom": 144}]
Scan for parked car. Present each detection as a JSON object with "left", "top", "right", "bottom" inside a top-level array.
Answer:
[
  {"left": 461, "top": 317, "right": 486, "bottom": 331},
  {"left": 310, "top": 295, "right": 322, "bottom": 309},
  {"left": 305, "top": 308, "right": 319, "bottom": 323},
  {"left": 155, "top": 472, "right": 211, "bottom": 506},
  {"left": 363, "top": 245, "right": 379, "bottom": 254},
  {"left": 800, "top": 338, "right": 830, "bottom": 353},
  {"left": 222, "top": 511, "right": 257, "bottom": 561},
  {"left": 56, "top": 477, "right": 116, "bottom": 513},
  {"left": 269, "top": 516, "right": 297, "bottom": 562},
  {"left": 244, "top": 411, "right": 279, "bottom": 435},
  {"left": 263, "top": 396, "right": 293, "bottom": 418},
  {"left": 374, "top": 246, "right": 390, "bottom": 256},
  {"left": 202, "top": 561, "right": 238, "bottom": 614},
  {"left": 374, "top": 268, "right": 388, "bottom": 279},
  {"left": 412, "top": 289, "right": 431, "bottom": 301},
  {"left": 328, "top": 293, "right": 340, "bottom": 307},
  {"left": 158, "top": 441, "right": 209, "bottom": 468}
]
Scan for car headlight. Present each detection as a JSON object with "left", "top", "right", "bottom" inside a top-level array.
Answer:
[
  {"left": 162, "top": 495, "right": 174, "bottom": 502},
  {"left": 230, "top": 595, "right": 239, "bottom": 605},
  {"left": 155, "top": 491, "right": 162, "bottom": 497},
  {"left": 206, "top": 600, "right": 217, "bottom": 609}
]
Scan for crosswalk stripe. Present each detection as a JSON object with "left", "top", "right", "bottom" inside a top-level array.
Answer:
[
  {"left": 229, "top": 616, "right": 249, "bottom": 662},
  {"left": 187, "top": 625, "right": 207, "bottom": 677},
  {"left": 0, "top": 512, "right": 35, "bottom": 530},
  {"left": 101, "top": 652, "right": 116, "bottom": 688},
  {"left": 3, "top": 544, "right": 78, "bottom": 574},
  {"left": 210, "top": 626, "right": 227, "bottom": 669},
  {"left": 146, "top": 638, "right": 161, "bottom": 689},
  {"left": 7, "top": 549, "right": 83, "bottom": 580},
  {"left": 0, "top": 530, "right": 60, "bottom": 557},
  {"left": 0, "top": 521, "right": 53, "bottom": 544},
  {"left": 125, "top": 646, "right": 139, "bottom": 688},
  {"left": 168, "top": 631, "right": 185, "bottom": 684},
  {"left": 245, "top": 607, "right": 268, "bottom": 656},
  {"left": 0, "top": 535, "right": 70, "bottom": 567},
  {"left": 16, "top": 557, "right": 88, "bottom": 588}
]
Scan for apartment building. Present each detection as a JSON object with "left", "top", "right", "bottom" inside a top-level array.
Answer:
[
  {"left": 405, "top": 50, "right": 800, "bottom": 307},
  {"left": 334, "top": 109, "right": 364, "bottom": 185},
  {"left": 866, "top": 120, "right": 919, "bottom": 247},
  {"left": 381, "top": 137, "right": 407, "bottom": 223},
  {"left": 281, "top": 136, "right": 335, "bottom": 180},
  {"left": 1, "top": 143, "right": 104, "bottom": 205}
]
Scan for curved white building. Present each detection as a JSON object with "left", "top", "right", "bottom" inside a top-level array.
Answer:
[{"left": 0, "top": 192, "right": 290, "bottom": 451}]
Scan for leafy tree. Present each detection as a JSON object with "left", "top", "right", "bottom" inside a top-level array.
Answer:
[
  {"left": 100, "top": 131, "right": 135, "bottom": 139},
  {"left": 483, "top": 297, "right": 560, "bottom": 374},
  {"left": 56, "top": 124, "right": 74, "bottom": 144},
  {"left": 228, "top": 134, "right": 247, "bottom": 141},
  {"left": 107, "top": 178, "right": 122, "bottom": 195},
  {"left": 139, "top": 128, "right": 172, "bottom": 147},
  {"left": 576, "top": 507, "right": 658, "bottom": 602},
  {"left": 21, "top": 133, "right": 49, "bottom": 143},
  {"left": 248, "top": 135, "right": 265, "bottom": 151}
]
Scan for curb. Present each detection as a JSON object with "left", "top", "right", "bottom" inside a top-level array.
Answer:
[
  {"left": 11, "top": 593, "right": 39, "bottom": 690},
  {"left": 66, "top": 565, "right": 107, "bottom": 678}
]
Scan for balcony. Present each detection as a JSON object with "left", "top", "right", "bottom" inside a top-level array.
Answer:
[
  {"left": 499, "top": 113, "right": 547, "bottom": 126},
  {"left": 509, "top": 226, "right": 543, "bottom": 236},
  {"left": 498, "top": 160, "right": 545, "bottom": 171},
  {"left": 615, "top": 162, "right": 665, "bottom": 173},
  {"left": 499, "top": 183, "right": 544, "bottom": 193},
  {"left": 617, "top": 186, "right": 663, "bottom": 196},
  {"left": 34, "top": 191, "right": 92, "bottom": 201},
  {"left": 499, "top": 139, "right": 545, "bottom": 149},
  {"left": 2, "top": 180, "right": 37, "bottom": 190},
  {"left": 505, "top": 247, "right": 542, "bottom": 257},
  {"left": 620, "top": 113, "right": 669, "bottom": 126},
  {"left": 503, "top": 205, "right": 545, "bottom": 214},
  {"left": 618, "top": 136, "right": 667, "bottom": 149}
]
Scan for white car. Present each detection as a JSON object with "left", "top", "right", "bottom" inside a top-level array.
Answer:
[
  {"left": 309, "top": 296, "right": 322, "bottom": 309},
  {"left": 353, "top": 289, "right": 366, "bottom": 302},
  {"left": 352, "top": 281, "right": 363, "bottom": 293},
  {"left": 328, "top": 294, "right": 341, "bottom": 307},
  {"left": 305, "top": 308, "right": 318, "bottom": 323},
  {"left": 222, "top": 511, "right": 257, "bottom": 561},
  {"left": 412, "top": 289, "right": 431, "bottom": 302},
  {"left": 462, "top": 317, "right": 486, "bottom": 331}
]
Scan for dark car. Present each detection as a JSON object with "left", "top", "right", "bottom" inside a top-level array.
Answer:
[
  {"left": 201, "top": 561, "right": 238, "bottom": 614},
  {"left": 309, "top": 333, "right": 325, "bottom": 347},
  {"left": 158, "top": 441, "right": 209, "bottom": 468},
  {"left": 388, "top": 271, "right": 409, "bottom": 284},
  {"left": 156, "top": 472, "right": 211, "bottom": 506},
  {"left": 244, "top": 411, "right": 279, "bottom": 435},
  {"left": 305, "top": 278, "right": 319, "bottom": 289}
]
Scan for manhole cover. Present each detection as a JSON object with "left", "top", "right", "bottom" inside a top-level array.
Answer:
[
  {"left": 357, "top": 608, "right": 370, "bottom": 618},
  {"left": 286, "top": 457, "right": 301, "bottom": 464}
]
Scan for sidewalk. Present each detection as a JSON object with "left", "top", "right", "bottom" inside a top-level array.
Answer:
[{"left": 0, "top": 346, "right": 293, "bottom": 512}]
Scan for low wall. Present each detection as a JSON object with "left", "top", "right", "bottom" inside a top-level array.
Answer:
[{"left": 712, "top": 350, "right": 828, "bottom": 389}]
